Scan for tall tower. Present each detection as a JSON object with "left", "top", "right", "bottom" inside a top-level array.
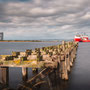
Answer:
[{"left": 0, "top": 32, "right": 3, "bottom": 40}]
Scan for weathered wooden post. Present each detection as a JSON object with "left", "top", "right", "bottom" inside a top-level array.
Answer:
[
  {"left": 0, "top": 67, "right": 9, "bottom": 85},
  {"left": 73, "top": 42, "right": 78, "bottom": 59},
  {"left": 12, "top": 51, "right": 20, "bottom": 58},
  {"left": 60, "top": 52, "right": 68, "bottom": 80},
  {"left": 29, "top": 51, "right": 39, "bottom": 73},
  {"left": 68, "top": 48, "right": 73, "bottom": 67},
  {"left": 66, "top": 50, "right": 70, "bottom": 72},
  {"left": 25, "top": 49, "right": 32, "bottom": 56},
  {"left": 22, "top": 67, "right": 28, "bottom": 81},
  {"left": 32, "top": 68, "right": 38, "bottom": 73},
  {"left": 70, "top": 47, "right": 74, "bottom": 66},
  {"left": 62, "top": 41, "right": 65, "bottom": 51}
]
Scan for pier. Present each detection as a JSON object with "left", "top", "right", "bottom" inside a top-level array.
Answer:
[{"left": 0, "top": 41, "right": 78, "bottom": 90}]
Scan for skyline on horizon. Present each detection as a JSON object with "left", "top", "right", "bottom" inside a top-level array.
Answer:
[{"left": 0, "top": 0, "right": 90, "bottom": 40}]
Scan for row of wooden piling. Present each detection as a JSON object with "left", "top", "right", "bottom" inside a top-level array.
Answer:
[
  {"left": 1, "top": 41, "right": 78, "bottom": 78},
  {"left": 0, "top": 41, "right": 77, "bottom": 69},
  {"left": 17, "top": 41, "right": 78, "bottom": 90},
  {"left": 0, "top": 41, "right": 78, "bottom": 90},
  {"left": 35, "top": 41, "right": 78, "bottom": 80}
]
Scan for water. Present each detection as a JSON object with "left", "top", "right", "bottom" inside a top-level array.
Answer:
[
  {"left": 67, "top": 42, "right": 90, "bottom": 90},
  {"left": 9, "top": 67, "right": 34, "bottom": 89},
  {"left": 1, "top": 42, "right": 90, "bottom": 90},
  {"left": 0, "top": 42, "right": 61, "bottom": 55}
]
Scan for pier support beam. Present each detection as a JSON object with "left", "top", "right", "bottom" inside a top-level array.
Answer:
[
  {"left": 22, "top": 67, "right": 28, "bottom": 81},
  {"left": 0, "top": 67, "right": 9, "bottom": 85},
  {"left": 66, "top": 53, "right": 70, "bottom": 72},
  {"left": 60, "top": 55, "right": 68, "bottom": 80}
]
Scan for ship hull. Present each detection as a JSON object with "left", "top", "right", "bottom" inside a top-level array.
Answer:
[
  {"left": 74, "top": 38, "right": 90, "bottom": 42},
  {"left": 74, "top": 38, "right": 82, "bottom": 42},
  {"left": 82, "top": 40, "right": 90, "bottom": 42}
]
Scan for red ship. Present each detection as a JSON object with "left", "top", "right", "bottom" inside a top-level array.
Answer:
[{"left": 74, "top": 33, "right": 90, "bottom": 42}]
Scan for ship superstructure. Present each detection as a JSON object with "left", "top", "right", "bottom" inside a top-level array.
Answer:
[{"left": 74, "top": 33, "right": 90, "bottom": 42}]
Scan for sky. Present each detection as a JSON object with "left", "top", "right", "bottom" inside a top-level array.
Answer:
[{"left": 0, "top": 0, "right": 90, "bottom": 40}]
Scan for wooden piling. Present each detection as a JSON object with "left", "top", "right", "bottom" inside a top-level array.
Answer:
[
  {"left": 16, "top": 41, "right": 78, "bottom": 89},
  {"left": 0, "top": 67, "right": 9, "bottom": 85},
  {"left": 22, "top": 67, "right": 28, "bottom": 81},
  {"left": 60, "top": 53, "right": 68, "bottom": 80},
  {"left": 66, "top": 50, "right": 70, "bottom": 72},
  {"left": 0, "top": 41, "right": 78, "bottom": 90},
  {"left": 62, "top": 41, "right": 65, "bottom": 51}
]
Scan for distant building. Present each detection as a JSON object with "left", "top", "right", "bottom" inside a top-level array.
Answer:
[{"left": 0, "top": 32, "right": 3, "bottom": 40}]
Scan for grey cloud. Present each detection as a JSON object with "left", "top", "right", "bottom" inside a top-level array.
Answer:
[{"left": 0, "top": 0, "right": 90, "bottom": 39}]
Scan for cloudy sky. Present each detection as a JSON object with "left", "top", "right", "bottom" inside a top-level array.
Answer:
[{"left": 0, "top": 0, "right": 90, "bottom": 40}]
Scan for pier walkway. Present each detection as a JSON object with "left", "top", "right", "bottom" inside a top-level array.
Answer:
[{"left": 68, "top": 43, "right": 90, "bottom": 90}]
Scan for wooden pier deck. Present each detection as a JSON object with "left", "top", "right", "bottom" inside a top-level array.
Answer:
[{"left": 0, "top": 41, "right": 78, "bottom": 90}]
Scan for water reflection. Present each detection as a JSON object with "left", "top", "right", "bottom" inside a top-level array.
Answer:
[
  {"left": 0, "top": 67, "right": 40, "bottom": 90},
  {"left": 0, "top": 42, "right": 61, "bottom": 55},
  {"left": 0, "top": 66, "right": 70, "bottom": 90},
  {"left": 0, "top": 67, "right": 76, "bottom": 90},
  {"left": 46, "top": 70, "right": 69, "bottom": 90}
]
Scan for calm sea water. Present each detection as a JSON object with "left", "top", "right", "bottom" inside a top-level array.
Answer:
[
  {"left": 0, "top": 42, "right": 90, "bottom": 90},
  {"left": 0, "top": 42, "right": 61, "bottom": 55},
  {"left": 67, "top": 42, "right": 90, "bottom": 90}
]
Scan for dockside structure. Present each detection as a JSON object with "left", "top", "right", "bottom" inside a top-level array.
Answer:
[{"left": 0, "top": 41, "right": 78, "bottom": 90}]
